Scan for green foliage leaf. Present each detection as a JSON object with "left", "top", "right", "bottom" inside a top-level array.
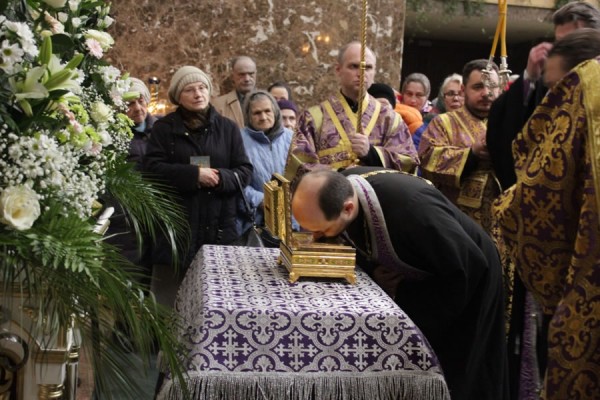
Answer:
[
  {"left": 51, "top": 34, "right": 76, "bottom": 57},
  {"left": 104, "top": 160, "right": 191, "bottom": 269},
  {"left": 0, "top": 203, "right": 191, "bottom": 398},
  {"left": 0, "top": 0, "right": 8, "bottom": 14}
]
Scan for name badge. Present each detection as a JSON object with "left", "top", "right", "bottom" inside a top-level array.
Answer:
[{"left": 190, "top": 156, "right": 210, "bottom": 168}]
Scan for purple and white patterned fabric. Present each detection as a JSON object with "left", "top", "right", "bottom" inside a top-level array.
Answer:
[{"left": 157, "top": 245, "right": 449, "bottom": 400}]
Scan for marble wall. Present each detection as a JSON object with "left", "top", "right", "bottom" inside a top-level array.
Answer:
[{"left": 108, "top": 0, "right": 406, "bottom": 110}]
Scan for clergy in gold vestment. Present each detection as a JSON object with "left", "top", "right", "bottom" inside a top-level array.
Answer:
[
  {"left": 419, "top": 59, "right": 501, "bottom": 232},
  {"left": 285, "top": 42, "right": 418, "bottom": 185},
  {"left": 494, "top": 58, "right": 600, "bottom": 400}
]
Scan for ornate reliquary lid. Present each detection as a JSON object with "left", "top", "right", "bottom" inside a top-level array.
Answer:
[{"left": 263, "top": 174, "right": 356, "bottom": 284}]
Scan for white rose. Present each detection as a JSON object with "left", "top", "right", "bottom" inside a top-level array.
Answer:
[
  {"left": 71, "top": 17, "right": 81, "bottom": 28},
  {"left": 57, "top": 12, "right": 68, "bottom": 23},
  {"left": 97, "top": 129, "right": 112, "bottom": 146},
  {"left": 0, "top": 186, "right": 41, "bottom": 231},
  {"left": 90, "top": 101, "right": 112, "bottom": 124},
  {"left": 42, "top": 0, "right": 68, "bottom": 8},
  {"left": 68, "top": 0, "right": 80, "bottom": 12},
  {"left": 83, "top": 29, "right": 114, "bottom": 51},
  {"left": 102, "top": 16, "right": 114, "bottom": 28}
]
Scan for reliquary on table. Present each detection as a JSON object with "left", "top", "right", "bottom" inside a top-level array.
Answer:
[{"left": 263, "top": 173, "right": 356, "bottom": 284}]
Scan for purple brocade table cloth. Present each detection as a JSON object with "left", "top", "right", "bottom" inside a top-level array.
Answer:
[{"left": 157, "top": 245, "right": 449, "bottom": 400}]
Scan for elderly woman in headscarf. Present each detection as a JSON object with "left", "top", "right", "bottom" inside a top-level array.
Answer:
[
  {"left": 399, "top": 72, "right": 432, "bottom": 114},
  {"left": 236, "top": 90, "right": 293, "bottom": 235},
  {"left": 145, "top": 66, "right": 253, "bottom": 306}
]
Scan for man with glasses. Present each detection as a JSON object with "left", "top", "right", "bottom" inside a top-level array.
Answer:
[{"left": 418, "top": 59, "right": 500, "bottom": 234}]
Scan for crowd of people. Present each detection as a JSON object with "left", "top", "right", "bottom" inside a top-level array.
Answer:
[{"left": 110, "top": 2, "right": 600, "bottom": 399}]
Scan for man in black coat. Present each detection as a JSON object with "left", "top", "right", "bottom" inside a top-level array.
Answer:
[{"left": 291, "top": 167, "right": 509, "bottom": 400}]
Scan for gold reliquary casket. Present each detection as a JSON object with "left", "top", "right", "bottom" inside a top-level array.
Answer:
[{"left": 263, "top": 173, "right": 356, "bottom": 284}]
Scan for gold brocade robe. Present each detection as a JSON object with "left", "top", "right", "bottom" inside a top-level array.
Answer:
[
  {"left": 418, "top": 107, "right": 501, "bottom": 234},
  {"left": 494, "top": 59, "right": 600, "bottom": 400}
]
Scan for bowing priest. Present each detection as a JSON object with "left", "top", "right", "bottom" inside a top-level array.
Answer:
[
  {"left": 291, "top": 167, "right": 509, "bottom": 400},
  {"left": 285, "top": 41, "right": 419, "bottom": 187}
]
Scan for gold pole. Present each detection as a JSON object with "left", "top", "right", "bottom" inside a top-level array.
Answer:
[{"left": 356, "top": 0, "right": 368, "bottom": 132}]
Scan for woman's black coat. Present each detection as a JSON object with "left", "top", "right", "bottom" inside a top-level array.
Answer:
[{"left": 145, "top": 106, "right": 253, "bottom": 265}]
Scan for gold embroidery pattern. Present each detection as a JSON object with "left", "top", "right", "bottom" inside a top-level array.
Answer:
[{"left": 494, "top": 60, "right": 600, "bottom": 400}]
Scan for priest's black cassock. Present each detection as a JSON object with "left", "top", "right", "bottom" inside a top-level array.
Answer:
[{"left": 340, "top": 166, "right": 509, "bottom": 400}]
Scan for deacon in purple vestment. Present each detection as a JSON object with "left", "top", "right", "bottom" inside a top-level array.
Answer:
[{"left": 285, "top": 42, "right": 418, "bottom": 186}]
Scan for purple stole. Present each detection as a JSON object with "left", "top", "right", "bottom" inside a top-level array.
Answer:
[{"left": 347, "top": 174, "right": 431, "bottom": 281}]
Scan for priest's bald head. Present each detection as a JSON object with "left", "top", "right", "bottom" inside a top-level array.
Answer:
[{"left": 292, "top": 170, "right": 359, "bottom": 240}]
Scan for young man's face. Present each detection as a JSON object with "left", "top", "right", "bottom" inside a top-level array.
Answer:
[{"left": 463, "top": 69, "right": 499, "bottom": 119}]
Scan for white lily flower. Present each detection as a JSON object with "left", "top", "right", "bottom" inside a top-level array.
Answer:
[
  {"left": 44, "top": 55, "right": 81, "bottom": 92},
  {"left": 11, "top": 67, "right": 49, "bottom": 101}
]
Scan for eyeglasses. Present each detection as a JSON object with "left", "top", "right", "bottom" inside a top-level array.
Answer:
[{"left": 443, "top": 91, "right": 463, "bottom": 98}]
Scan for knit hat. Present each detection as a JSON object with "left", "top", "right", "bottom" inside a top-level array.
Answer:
[
  {"left": 277, "top": 99, "right": 298, "bottom": 115},
  {"left": 368, "top": 83, "right": 396, "bottom": 108},
  {"left": 129, "top": 77, "right": 151, "bottom": 104},
  {"left": 168, "top": 66, "right": 212, "bottom": 105}
]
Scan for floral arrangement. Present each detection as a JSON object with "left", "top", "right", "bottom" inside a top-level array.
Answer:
[{"left": 0, "top": 0, "right": 188, "bottom": 397}]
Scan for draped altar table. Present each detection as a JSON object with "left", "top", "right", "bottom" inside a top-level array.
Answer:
[{"left": 157, "top": 245, "right": 449, "bottom": 400}]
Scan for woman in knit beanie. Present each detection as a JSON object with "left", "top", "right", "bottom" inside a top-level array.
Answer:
[
  {"left": 167, "top": 66, "right": 213, "bottom": 106},
  {"left": 144, "top": 66, "right": 253, "bottom": 307}
]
